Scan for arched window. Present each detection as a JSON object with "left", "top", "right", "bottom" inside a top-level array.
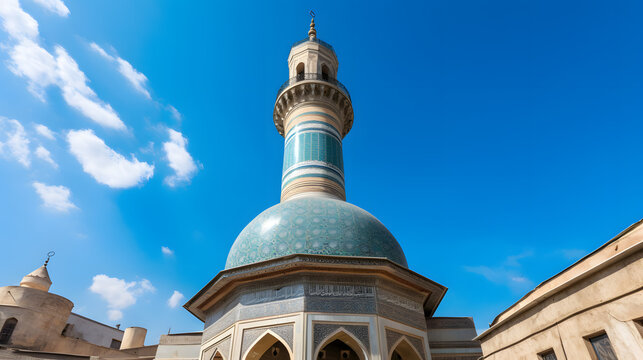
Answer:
[
  {"left": 0, "top": 318, "right": 18, "bottom": 344},
  {"left": 212, "top": 350, "right": 224, "bottom": 360},
  {"left": 389, "top": 337, "right": 422, "bottom": 360},
  {"left": 244, "top": 331, "right": 292, "bottom": 360},
  {"left": 296, "top": 63, "right": 305, "bottom": 81},
  {"left": 321, "top": 64, "right": 330, "bottom": 81},
  {"left": 314, "top": 329, "right": 368, "bottom": 360}
]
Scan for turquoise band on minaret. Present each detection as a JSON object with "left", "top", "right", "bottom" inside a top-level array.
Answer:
[{"left": 282, "top": 120, "right": 345, "bottom": 194}]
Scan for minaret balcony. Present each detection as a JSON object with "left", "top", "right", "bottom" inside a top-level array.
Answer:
[{"left": 276, "top": 73, "right": 351, "bottom": 101}]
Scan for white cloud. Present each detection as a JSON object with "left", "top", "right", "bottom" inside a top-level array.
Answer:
[
  {"left": 0, "top": 0, "right": 39, "bottom": 41},
  {"left": 0, "top": 2, "right": 125, "bottom": 130},
  {"left": 35, "top": 145, "right": 57, "bottom": 168},
  {"left": 89, "top": 275, "right": 155, "bottom": 321},
  {"left": 107, "top": 309, "right": 123, "bottom": 321},
  {"left": 32, "top": 0, "right": 69, "bottom": 17},
  {"left": 35, "top": 124, "right": 55, "bottom": 139},
  {"left": 89, "top": 42, "right": 111, "bottom": 60},
  {"left": 0, "top": 117, "right": 30, "bottom": 167},
  {"left": 32, "top": 181, "right": 76, "bottom": 212},
  {"left": 167, "top": 290, "right": 184, "bottom": 308},
  {"left": 90, "top": 42, "right": 151, "bottom": 99},
  {"left": 67, "top": 129, "right": 154, "bottom": 188},
  {"left": 166, "top": 105, "right": 182, "bottom": 122},
  {"left": 116, "top": 58, "right": 150, "bottom": 99},
  {"left": 464, "top": 252, "right": 534, "bottom": 293},
  {"left": 163, "top": 129, "right": 198, "bottom": 186},
  {"left": 161, "top": 246, "right": 174, "bottom": 256}
]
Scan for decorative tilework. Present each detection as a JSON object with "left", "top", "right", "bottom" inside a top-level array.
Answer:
[
  {"left": 241, "top": 325, "right": 294, "bottom": 358},
  {"left": 225, "top": 197, "right": 408, "bottom": 269},
  {"left": 313, "top": 324, "right": 370, "bottom": 354},
  {"left": 385, "top": 329, "right": 426, "bottom": 360},
  {"left": 282, "top": 131, "right": 344, "bottom": 175},
  {"left": 202, "top": 336, "right": 231, "bottom": 360}
]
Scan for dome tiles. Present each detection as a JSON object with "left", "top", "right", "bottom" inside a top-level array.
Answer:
[{"left": 225, "top": 196, "right": 408, "bottom": 269}]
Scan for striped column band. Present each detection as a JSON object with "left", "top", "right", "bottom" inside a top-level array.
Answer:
[{"left": 281, "top": 113, "right": 345, "bottom": 200}]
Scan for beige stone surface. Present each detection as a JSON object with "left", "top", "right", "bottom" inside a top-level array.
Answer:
[{"left": 476, "top": 220, "right": 643, "bottom": 360}]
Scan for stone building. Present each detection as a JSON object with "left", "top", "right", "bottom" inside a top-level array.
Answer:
[
  {"left": 475, "top": 219, "right": 643, "bottom": 360},
  {"left": 0, "top": 257, "right": 158, "bottom": 359},
  {"left": 183, "top": 18, "right": 482, "bottom": 360}
]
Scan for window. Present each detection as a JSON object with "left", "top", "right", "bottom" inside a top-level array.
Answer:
[
  {"left": 588, "top": 333, "right": 618, "bottom": 360},
  {"left": 539, "top": 349, "right": 558, "bottom": 360},
  {"left": 0, "top": 318, "right": 18, "bottom": 344},
  {"left": 321, "top": 64, "right": 330, "bottom": 81},
  {"left": 296, "top": 63, "right": 305, "bottom": 80},
  {"left": 110, "top": 338, "right": 121, "bottom": 349},
  {"left": 634, "top": 318, "right": 643, "bottom": 339}
]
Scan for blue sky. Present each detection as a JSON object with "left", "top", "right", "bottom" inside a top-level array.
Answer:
[{"left": 1, "top": 0, "right": 642, "bottom": 343}]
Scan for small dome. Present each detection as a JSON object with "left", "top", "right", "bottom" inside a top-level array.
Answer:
[
  {"left": 225, "top": 197, "right": 407, "bottom": 269},
  {"left": 20, "top": 265, "right": 52, "bottom": 292}
]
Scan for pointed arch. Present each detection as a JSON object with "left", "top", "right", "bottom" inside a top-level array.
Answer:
[
  {"left": 314, "top": 327, "right": 368, "bottom": 360},
  {"left": 388, "top": 336, "right": 423, "bottom": 360},
  {"left": 210, "top": 349, "right": 224, "bottom": 360},
  {"left": 242, "top": 329, "right": 293, "bottom": 360}
]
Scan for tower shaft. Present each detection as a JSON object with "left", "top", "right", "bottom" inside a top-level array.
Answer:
[
  {"left": 281, "top": 102, "right": 345, "bottom": 201},
  {"left": 273, "top": 29, "right": 353, "bottom": 202}
]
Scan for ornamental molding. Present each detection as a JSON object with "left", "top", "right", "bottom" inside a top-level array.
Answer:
[{"left": 274, "top": 81, "right": 354, "bottom": 138}]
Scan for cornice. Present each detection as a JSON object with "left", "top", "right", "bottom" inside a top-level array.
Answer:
[{"left": 274, "top": 81, "right": 354, "bottom": 138}]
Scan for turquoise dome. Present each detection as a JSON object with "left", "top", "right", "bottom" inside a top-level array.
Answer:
[{"left": 225, "top": 197, "right": 408, "bottom": 269}]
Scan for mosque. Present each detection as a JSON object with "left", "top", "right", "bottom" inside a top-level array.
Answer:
[
  {"left": 1, "top": 17, "right": 642, "bottom": 360},
  {"left": 181, "top": 17, "right": 483, "bottom": 360}
]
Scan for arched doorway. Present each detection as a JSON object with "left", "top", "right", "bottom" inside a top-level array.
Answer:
[
  {"left": 389, "top": 337, "right": 422, "bottom": 360},
  {"left": 315, "top": 329, "right": 367, "bottom": 360},
  {"left": 0, "top": 318, "right": 17, "bottom": 344},
  {"left": 244, "top": 331, "right": 292, "bottom": 360}
]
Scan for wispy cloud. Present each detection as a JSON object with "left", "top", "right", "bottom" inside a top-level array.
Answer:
[
  {"left": 32, "top": 0, "right": 69, "bottom": 17},
  {"left": 166, "top": 105, "right": 182, "bottom": 122},
  {"left": 161, "top": 246, "right": 174, "bottom": 256},
  {"left": 90, "top": 42, "right": 151, "bottom": 99},
  {"left": 163, "top": 129, "right": 199, "bottom": 187},
  {"left": 35, "top": 145, "right": 57, "bottom": 168},
  {"left": 464, "top": 251, "right": 534, "bottom": 293},
  {"left": 0, "top": 1, "right": 125, "bottom": 130},
  {"left": 67, "top": 129, "right": 154, "bottom": 188},
  {"left": 33, "top": 181, "right": 77, "bottom": 212},
  {"left": 89, "top": 275, "right": 155, "bottom": 321},
  {"left": 167, "top": 290, "right": 184, "bottom": 308},
  {"left": 0, "top": 117, "right": 30, "bottom": 167},
  {"left": 35, "top": 123, "right": 55, "bottom": 140},
  {"left": 558, "top": 248, "right": 586, "bottom": 261}
]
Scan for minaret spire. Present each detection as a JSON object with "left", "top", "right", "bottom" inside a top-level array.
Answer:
[{"left": 308, "top": 10, "right": 316, "bottom": 39}]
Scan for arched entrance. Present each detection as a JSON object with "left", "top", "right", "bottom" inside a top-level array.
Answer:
[
  {"left": 243, "top": 331, "right": 292, "bottom": 360},
  {"left": 0, "top": 318, "right": 17, "bottom": 344},
  {"left": 389, "top": 337, "right": 422, "bottom": 360},
  {"left": 315, "top": 329, "right": 368, "bottom": 360}
]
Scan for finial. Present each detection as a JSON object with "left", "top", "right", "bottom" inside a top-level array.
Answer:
[
  {"left": 308, "top": 10, "right": 316, "bottom": 39},
  {"left": 44, "top": 251, "right": 55, "bottom": 267}
]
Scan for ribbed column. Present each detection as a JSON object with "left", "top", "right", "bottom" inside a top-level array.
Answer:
[{"left": 281, "top": 105, "right": 345, "bottom": 201}]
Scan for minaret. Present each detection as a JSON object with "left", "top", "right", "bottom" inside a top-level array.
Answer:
[{"left": 273, "top": 15, "right": 354, "bottom": 201}]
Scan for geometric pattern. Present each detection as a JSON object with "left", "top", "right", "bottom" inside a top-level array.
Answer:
[{"left": 225, "top": 197, "right": 408, "bottom": 269}]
